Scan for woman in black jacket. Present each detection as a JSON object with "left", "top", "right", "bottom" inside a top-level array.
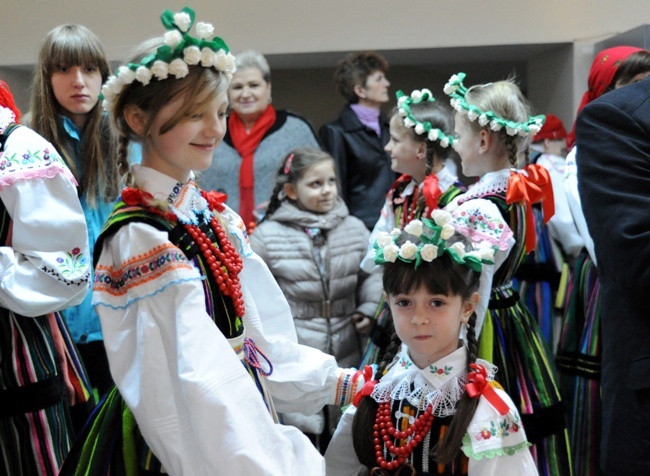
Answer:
[{"left": 320, "top": 51, "right": 396, "bottom": 230}]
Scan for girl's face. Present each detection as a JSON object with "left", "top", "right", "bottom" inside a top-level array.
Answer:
[
  {"left": 51, "top": 64, "right": 102, "bottom": 129},
  {"left": 453, "top": 112, "right": 486, "bottom": 178},
  {"left": 284, "top": 160, "right": 338, "bottom": 214},
  {"left": 359, "top": 70, "right": 391, "bottom": 105},
  {"left": 388, "top": 286, "right": 477, "bottom": 369},
  {"left": 141, "top": 90, "right": 229, "bottom": 183},
  {"left": 385, "top": 114, "right": 426, "bottom": 182},
  {"left": 228, "top": 67, "right": 271, "bottom": 125}
]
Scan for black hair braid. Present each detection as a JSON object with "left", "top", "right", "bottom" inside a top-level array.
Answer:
[
  {"left": 352, "top": 331, "right": 402, "bottom": 470},
  {"left": 504, "top": 134, "right": 518, "bottom": 167},
  {"left": 258, "top": 181, "right": 286, "bottom": 224},
  {"left": 435, "top": 312, "right": 480, "bottom": 464}
]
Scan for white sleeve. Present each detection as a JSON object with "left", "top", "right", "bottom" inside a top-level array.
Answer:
[
  {"left": 537, "top": 155, "right": 584, "bottom": 259},
  {"left": 564, "top": 147, "right": 596, "bottom": 263},
  {"left": 0, "top": 126, "right": 89, "bottom": 316},
  {"left": 325, "top": 406, "right": 366, "bottom": 476},
  {"left": 463, "top": 388, "right": 538, "bottom": 476},
  {"left": 94, "top": 222, "right": 325, "bottom": 476}
]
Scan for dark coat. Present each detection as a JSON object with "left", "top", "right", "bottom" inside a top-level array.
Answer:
[
  {"left": 319, "top": 105, "right": 396, "bottom": 229},
  {"left": 576, "top": 77, "right": 650, "bottom": 475}
]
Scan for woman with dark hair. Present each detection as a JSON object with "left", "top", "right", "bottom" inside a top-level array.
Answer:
[{"left": 320, "top": 51, "right": 396, "bottom": 230}]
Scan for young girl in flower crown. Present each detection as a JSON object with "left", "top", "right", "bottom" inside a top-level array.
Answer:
[
  {"left": 28, "top": 24, "right": 120, "bottom": 399},
  {"left": 60, "top": 8, "right": 368, "bottom": 476},
  {"left": 442, "top": 73, "right": 571, "bottom": 475},
  {"left": 250, "top": 147, "right": 382, "bottom": 451},
  {"left": 325, "top": 215, "right": 537, "bottom": 475},
  {"left": 360, "top": 88, "right": 465, "bottom": 367}
]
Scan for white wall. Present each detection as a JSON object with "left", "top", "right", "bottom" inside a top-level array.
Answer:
[{"left": 2, "top": 0, "right": 649, "bottom": 130}]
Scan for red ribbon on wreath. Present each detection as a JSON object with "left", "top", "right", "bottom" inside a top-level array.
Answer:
[{"left": 506, "top": 164, "right": 555, "bottom": 253}]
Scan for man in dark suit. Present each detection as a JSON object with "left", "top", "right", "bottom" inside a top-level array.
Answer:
[{"left": 576, "top": 76, "right": 650, "bottom": 475}]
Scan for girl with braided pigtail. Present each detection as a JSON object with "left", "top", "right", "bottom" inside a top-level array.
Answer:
[
  {"left": 251, "top": 147, "right": 381, "bottom": 452},
  {"left": 444, "top": 73, "right": 571, "bottom": 475},
  {"left": 326, "top": 217, "right": 536, "bottom": 475},
  {"left": 359, "top": 89, "right": 465, "bottom": 369}
]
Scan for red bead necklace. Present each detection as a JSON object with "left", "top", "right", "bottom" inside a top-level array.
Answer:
[
  {"left": 121, "top": 187, "right": 245, "bottom": 318},
  {"left": 183, "top": 215, "right": 245, "bottom": 317},
  {"left": 374, "top": 400, "right": 434, "bottom": 471}
]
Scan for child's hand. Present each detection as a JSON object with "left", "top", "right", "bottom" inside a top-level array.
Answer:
[{"left": 351, "top": 313, "right": 372, "bottom": 335}]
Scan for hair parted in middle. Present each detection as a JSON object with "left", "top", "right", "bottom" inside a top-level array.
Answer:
[
  {"left": 29, "top": 24, "right": 119, "bottom": 207},
  {"left": 333, "top": 51, "right": 389, "bottom": 103}
]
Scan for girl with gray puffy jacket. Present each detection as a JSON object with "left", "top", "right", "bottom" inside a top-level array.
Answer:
[{"left": 250, "top": 147, "right": 382, "bottom": 453}]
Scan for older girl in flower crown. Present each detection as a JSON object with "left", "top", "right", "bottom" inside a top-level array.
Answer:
[
  {"left": 325, "top": 215, "right": 537, "bottom": 475},
  {"left": 442, "top": 73, "right": 570, "bottom": 475},
  {"left": 60, "top": 8, "right": 369, "bottom": 476},
  {"left": 359, "top": 88, "right": 465, "bottom": 367}
]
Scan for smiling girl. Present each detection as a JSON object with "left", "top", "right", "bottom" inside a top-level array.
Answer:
[
  {"left": 60, "top": 9, "right": 370, "bottom": 476},
  {"left": 251, "top": 147, "right": 381, "bottom": 452}
]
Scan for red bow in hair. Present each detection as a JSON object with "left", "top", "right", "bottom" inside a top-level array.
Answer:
[
  {"left": 353, "top": 365, "right": 378, "bottom": 407},
  {"left": 506, "top": 164, "right": 555, "bottom": 253},
  {"left": 465, "top": 363, "right": 510, "bottom": 415},
  {"left": 422, "top": 174, "right": 442, "bottom": 214},
  {"left": 202, "top": 190, "right": 227, "bottom": 212}
]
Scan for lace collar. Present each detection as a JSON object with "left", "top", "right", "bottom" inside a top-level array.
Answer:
[
  {"left": 131, "top": 164, "right": 210, "bottom": 225},
  {"left": 457, "top": 168, "right": 510, "bottom": 205},
  {"left": 371, "top": 346, "right": 496, "bottom": 417}
]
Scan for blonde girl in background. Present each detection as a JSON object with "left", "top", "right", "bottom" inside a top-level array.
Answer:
[
  {"left": 28, "top": 24, "right": 120, "bottom": 399},
  {"left": 443, "top": 73, "right": 571, "bottom": 475}
]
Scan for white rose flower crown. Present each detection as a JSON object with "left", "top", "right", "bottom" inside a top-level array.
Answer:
[
  {"left": 396, "top": 89, "right": 456, "bottom": 148},
  {"left": 100, "top": 6, "right": 236, "bottom": 112},
  {"left": 443, "top": 72, "right": 545, "bottom": 137},
  {"left": 373, "top": 210, "right": 496, "bottom": 272}
]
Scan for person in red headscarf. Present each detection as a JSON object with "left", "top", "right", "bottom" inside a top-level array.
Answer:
[{"left": 557, "top": 46, "right": 650, "bottom": 476}]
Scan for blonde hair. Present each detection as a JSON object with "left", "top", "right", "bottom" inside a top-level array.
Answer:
[
  {"left": 111, "top": 38, "right": 230, "bottom": 187},
  {"left": 29, "top": 24, "right": 119, "bottom": 207},
  {"left": 463, "top": 80, "right": 532, "bottom": 166}
]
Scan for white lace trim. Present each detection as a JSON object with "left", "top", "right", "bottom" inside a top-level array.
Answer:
[
  {"left": 458, "top": 170, "right": 510, "bottom": 205},
  {"left": 371, "top": 358, "right": 497, "bottom": 417}
]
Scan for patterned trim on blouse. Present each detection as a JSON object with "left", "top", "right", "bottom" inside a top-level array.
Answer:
[{"left": 93, "top": 242, "right": 200, "bottom": 309}]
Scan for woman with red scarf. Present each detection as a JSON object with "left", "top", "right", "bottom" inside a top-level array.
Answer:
[
  {"left": 558, "top": 45, "right": 650, "bottom": 476},
  {"left": 200, "top": 50, "right": 320, "bottom": 231}
]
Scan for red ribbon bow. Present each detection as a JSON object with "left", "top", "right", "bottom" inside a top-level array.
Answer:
[
  {"left": 506, "top": 164, "right": 555, "bottom": 253},
  {"left": 352, "top": 365, "right": 377, "bottom": 407},
  {"left": 422, "top": 174, "right": 442, "bottom": 214},
  {"left": 465, "top": 363, "right": 510, "bottom": 415},
  {"left": 201, "top": 190, "right": 227, "bottom": 212}
]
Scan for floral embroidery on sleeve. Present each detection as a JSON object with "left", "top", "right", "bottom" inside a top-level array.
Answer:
[
  {"left": 450, "top": 199, "right": 513, "bottom": 251},
  {"left": 42, "top": 247, "right": 90, "bottom": 286}
]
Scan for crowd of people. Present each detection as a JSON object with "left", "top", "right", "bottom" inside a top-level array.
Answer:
[{"left": 1, "top": 5, "right": 649, "bottom": 476}]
